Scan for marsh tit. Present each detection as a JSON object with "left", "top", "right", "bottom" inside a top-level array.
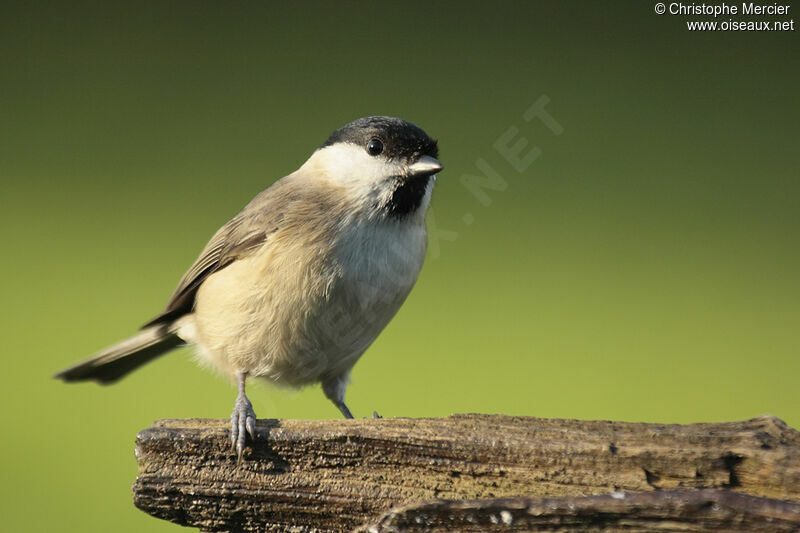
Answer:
[{"left": 56, "top": 116, "right": 443, "bottom": 459}]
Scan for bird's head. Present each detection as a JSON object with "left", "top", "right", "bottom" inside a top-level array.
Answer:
[{"left": 303, "top": 116, "right": 442, "bottom": 220}]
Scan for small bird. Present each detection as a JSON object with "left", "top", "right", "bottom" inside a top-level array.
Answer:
[{"left": 56, "top": 116, "right": 442, "bottom": 459}]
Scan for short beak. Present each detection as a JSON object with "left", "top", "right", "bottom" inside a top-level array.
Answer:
[{"left": 408, "top": 155, "right": 443, "bottom": 177}]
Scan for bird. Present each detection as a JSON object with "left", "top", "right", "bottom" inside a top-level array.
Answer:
[{"left": 55, "top": 116, "right": 443, "bottom": 460}]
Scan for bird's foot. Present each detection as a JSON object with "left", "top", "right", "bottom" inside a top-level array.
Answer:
[{"left": 230, "top": 393, "right": 256, "bottom": 462}]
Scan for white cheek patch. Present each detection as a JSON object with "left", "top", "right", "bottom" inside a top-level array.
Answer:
[{"left": 303, "top": 143, "right": 406, "bottom": 209}]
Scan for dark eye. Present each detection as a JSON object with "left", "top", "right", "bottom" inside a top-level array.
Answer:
[{"left": 366, "top": 138, "right": 384, "bottom": 156}]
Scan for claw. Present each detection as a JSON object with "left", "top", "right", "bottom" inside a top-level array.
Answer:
[
  {"left": 230, "top": 412, "right": 238, "bottom": 448},
  {"left": 246, "top": 413, "right": 256, "bottom": 440},
  {"left": 237, "top": 411, "right": 247, "bottom": 461}
]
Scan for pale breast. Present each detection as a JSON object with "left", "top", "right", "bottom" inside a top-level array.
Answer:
[
  {"left": 190, "top": 216, "right": 427, "bottom": 387},
  {"left": 288, "top": 218, "right": 428, "bottom": 384}
]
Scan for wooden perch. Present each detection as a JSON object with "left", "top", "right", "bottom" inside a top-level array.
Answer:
[
  {"left": 357, "top": 490, "right": 800, "bottom": 532},
  {"left": 133, "top": 414, "right": 800, "bottom": 532}
]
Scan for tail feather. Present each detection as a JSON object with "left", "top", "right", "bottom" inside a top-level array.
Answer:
[{"left": 55, "top": 326, "right": 185, "bottom": 384}]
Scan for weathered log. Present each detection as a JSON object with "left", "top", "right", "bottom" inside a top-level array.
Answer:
[
  {"left": 357, "top": 490, "right": 800, "bottom": 532},
  {"left": 133, "top": 414, "right": 800, "bottom": 532}
]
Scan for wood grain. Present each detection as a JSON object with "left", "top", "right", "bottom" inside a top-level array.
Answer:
[
  {"left": 358, "top": 490, "right": 800, "bottom": 532},
  {"left": 133, "top": 414, "right": 800, "bottom": 532}
]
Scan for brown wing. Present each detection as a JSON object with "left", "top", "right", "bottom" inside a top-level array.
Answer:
[{"left": 142, "top": 176, "right": 296, "bottom": 328}]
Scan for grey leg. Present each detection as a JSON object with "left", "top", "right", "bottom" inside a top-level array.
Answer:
[
  {"left": 335, "top": 400, "right": 354, "bottom": 419},
  {"left": 230, "top": 371, "right": 256, "bottom": 461},
  {"left": 322, "top": 375, "right": 354, "bottom": 419}
]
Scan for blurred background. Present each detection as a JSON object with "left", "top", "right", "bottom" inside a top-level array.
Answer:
[{"left": 1, "top": 1, "right": 798, "bottom": 531}]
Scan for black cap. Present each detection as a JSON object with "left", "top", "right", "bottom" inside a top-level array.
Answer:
[{"left": 322, "top": 116, "right": 438, "bottom": 161}]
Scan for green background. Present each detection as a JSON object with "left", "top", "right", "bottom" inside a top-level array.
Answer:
[{"left": 2, "top": 1, "right": 797, "bottom": 531}]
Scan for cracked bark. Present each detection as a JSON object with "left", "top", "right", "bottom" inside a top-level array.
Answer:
[
  {"left": 357, "top": 490, "right": 800, "bottom": 532},
  {"left": 133, "top": 414, "right": 800, "bottom": 532}
]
